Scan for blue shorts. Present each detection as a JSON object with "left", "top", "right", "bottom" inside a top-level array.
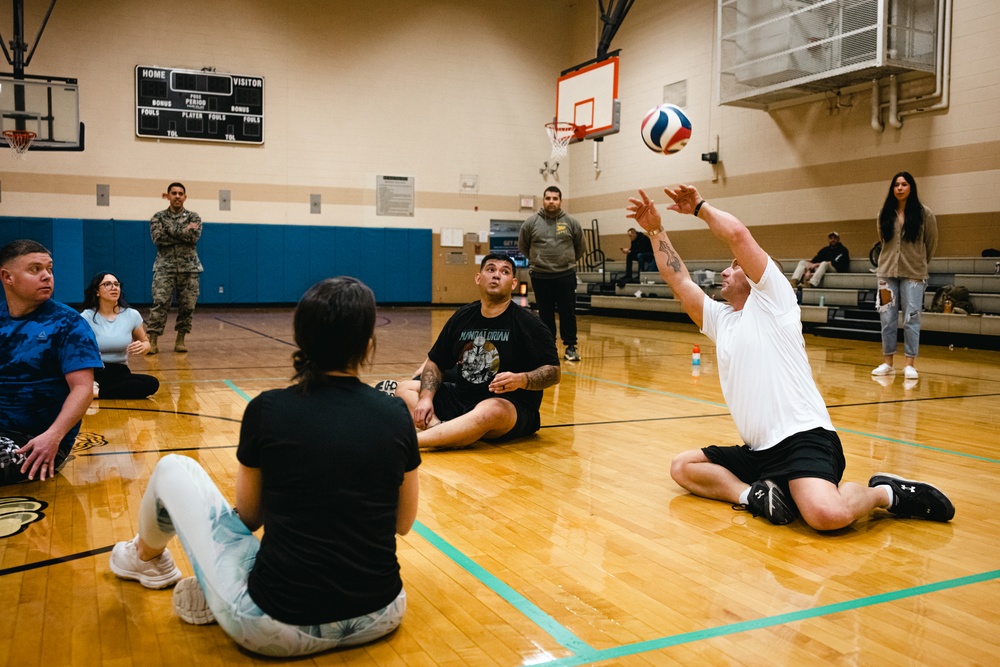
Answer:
[{"left": 702, "top": 427, "right": 846, "bottom": 486}]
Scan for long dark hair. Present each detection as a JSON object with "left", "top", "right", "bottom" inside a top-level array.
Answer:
[
  {"left": 82, "top": 272, "right": 129, "bottom": 320},
  {"left": 878, "top": 172, "right": 924, "bottom": 244},
  {"left": 292, "top": 277, "right": 376, "bottom": 392}
]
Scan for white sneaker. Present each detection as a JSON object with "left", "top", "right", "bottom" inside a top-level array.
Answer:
[
  {"left": 173, "top": 577, "right": 216, "bottom": 625},
  {"left": 904, "top": 366, "right": 919, "bottom": 379},
  {"left": 109, "top": 535, "right": 182, "bottom": 589},
  {"left": 871, "top": 363, "right": 895, "bottom": 376}
]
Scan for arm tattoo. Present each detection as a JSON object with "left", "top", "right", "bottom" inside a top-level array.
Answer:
[
  {"left": 657, "top": 238, "right": 683, "bottom": 273},
  {"left": 419, "top": 367, "right": 441, "bottom": 394},
  {"left": 524, "top": 365, "right": 560, "bottom": 391}
]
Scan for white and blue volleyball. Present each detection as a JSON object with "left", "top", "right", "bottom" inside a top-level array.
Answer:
[{"left": 640, "top": 104, "right": 692, "bottom": 154}]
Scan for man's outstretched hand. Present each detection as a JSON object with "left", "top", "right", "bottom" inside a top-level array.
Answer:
[
  {"left": 626, "top": 189, "right": 662, "bottom": 234},
  {"left": 663, "top": 184, "right": 703, "bottom": 215}
]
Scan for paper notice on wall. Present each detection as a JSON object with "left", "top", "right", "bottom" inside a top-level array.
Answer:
[
  {"left": 441, "top": 228, "right": 464, "bottom": 247},
  {"left": 376, "top": 175, "right": 414, "bottom": 216}
]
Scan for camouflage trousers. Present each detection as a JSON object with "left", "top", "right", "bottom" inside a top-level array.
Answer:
[{"left": 148, "top": 270, "right": 200, "bottom": 335}]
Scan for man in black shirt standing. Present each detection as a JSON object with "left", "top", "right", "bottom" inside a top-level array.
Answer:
[{"left": 394, "top": 254, "right": 561, "bottom": 450}]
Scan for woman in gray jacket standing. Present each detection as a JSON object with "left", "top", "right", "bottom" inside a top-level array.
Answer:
[{"left": 872, "top": 172, "right": 937, "bottom": 381}]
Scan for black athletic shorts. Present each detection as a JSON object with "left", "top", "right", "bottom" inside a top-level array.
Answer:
[
  {"left": 433, "top": 383, "right": 541, "bottom": 443},
  {"left": 702, "top": 427, "right": 846, "bottom": 486}
]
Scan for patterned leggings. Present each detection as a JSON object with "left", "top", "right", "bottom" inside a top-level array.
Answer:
[{"left": 139, "top": 454, "right": 406, "bottom": 657}]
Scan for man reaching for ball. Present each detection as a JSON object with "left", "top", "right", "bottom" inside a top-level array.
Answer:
[{"left": 626, "top": 185, "right": 954, "bottom": 530}]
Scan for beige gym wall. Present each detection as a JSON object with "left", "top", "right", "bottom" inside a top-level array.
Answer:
[{"left": 1, "top": 0, "right": 998, "bottom": 261}]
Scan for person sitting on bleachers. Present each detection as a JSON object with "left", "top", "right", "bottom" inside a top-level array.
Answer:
[
  {"left": 619, "top": 227, "right": 655, "bottom": 286},
  {"left": 791, "top": 232, "right": 850, "bottom": 288}
]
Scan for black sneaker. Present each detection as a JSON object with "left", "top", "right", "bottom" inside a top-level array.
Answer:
[
  {"left": 868, "top": 473, "right": 955, "bottom": 521},
  {"left": 564, "top": 346, "right": 581, "bottom": 362},
  {"left": 374, "top": 379, "right": 398, "bottom": 397},
  {"left": 735, "top": 479, "right": 797, "bottom": 525}
]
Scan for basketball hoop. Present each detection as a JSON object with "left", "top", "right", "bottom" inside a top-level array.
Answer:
[
  {"left": 545, "top": 122, "right": 580, "bottom": 162},
  {"left": 3, "top": 130, "right": 36, "bottom": 159}
]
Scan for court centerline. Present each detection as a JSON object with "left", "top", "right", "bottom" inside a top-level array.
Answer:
[
  {"left": 563, "top": 371, "right": 728, "bottom": 408},
  {"left": 564, "top": 371, "right": 998, "bottom": 463}
]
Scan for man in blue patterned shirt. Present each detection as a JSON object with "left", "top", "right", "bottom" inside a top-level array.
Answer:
[{"left": 0, "top": 240, "right": 102, "bottom": 484}]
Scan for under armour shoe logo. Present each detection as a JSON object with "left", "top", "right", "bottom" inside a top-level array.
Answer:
[
  {"left": 901, "top": 484, "right": 916, "bottom": 492},
  {"left": 754, "top": 490, "right": 765, "bottom": 499}
]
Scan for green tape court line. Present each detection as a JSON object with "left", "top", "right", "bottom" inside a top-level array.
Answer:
[
  {"left": 530, "top": 569, "right": 1000, "bottom": 666},
  {"left": 224, "top": 380, "right": 253, "bottom": 403},
  {"left": 565, "top": 372, "right": 996, "bottom": 464},
  {"left": 412, "top": 521, "right": 593, "bottom": 656},
  {"left": 837, "top": 427, "right": 1000, "bottom": 464}
]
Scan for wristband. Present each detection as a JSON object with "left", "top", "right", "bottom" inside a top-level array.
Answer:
[
  {"left": 693, "top": 200, "right": 707, "bottom": 217},
  {"left": 648, "top": 227, "right": 664, "bottom": 236}
]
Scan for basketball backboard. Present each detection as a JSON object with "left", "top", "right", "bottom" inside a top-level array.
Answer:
[
  {"left": 555, "top": 55, "right": 620, "bottom": 142},
  {"left": 0, "top": 74, "right": 82, "bottom": 150}
]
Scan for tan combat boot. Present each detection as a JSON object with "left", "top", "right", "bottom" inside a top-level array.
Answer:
[
  {"left": 147, "top": 334, "right": 158, "bottom": 355},
  {"left": 174, "top": 332, "right": 188, "bottom": 353}
]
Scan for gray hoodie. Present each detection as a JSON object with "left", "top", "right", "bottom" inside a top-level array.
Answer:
[{"left": 518, "top": 209, "right": 585, "bottom": 277}]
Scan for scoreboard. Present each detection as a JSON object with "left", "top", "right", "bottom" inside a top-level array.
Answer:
[{"left": 135, "top": 66, "right": 264, "bottom": 144}]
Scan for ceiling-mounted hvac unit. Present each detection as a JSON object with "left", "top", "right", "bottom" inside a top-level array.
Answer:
[{"left": 718, "top": 0, "right": 938, "bottom": 109}]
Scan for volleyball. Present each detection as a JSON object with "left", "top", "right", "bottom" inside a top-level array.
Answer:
[{"left": 640, "top": 104, "right": 692, "bottom": 154}]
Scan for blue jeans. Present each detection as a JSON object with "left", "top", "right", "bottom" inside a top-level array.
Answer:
[
  {"left": 138, "top": 455, "right": 406, "bottom": 657},
  {"left": 625, "top": 252, "right": 655, "bottom": 278},
  {"left": 878, "top": 277, "right": 926, "bottom": 358}
]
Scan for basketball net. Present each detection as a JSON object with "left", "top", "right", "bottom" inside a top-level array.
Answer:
[
  {"left": 3, "top": 130, "right": 36, "bottom": 159},
  {"left": 545, "top": 122, "right": 578, "bottom": 163}
]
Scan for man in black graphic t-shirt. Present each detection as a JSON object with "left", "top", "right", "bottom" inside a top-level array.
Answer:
[{"left": 395, "top": 254, "right": 561, "bottom": 450}]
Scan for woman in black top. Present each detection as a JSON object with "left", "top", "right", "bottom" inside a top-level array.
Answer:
[{"left": 110, "top": 277, "right": 420, "bottom": 657}]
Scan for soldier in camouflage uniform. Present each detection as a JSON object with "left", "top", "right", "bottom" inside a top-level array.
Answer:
[
  {"left": 148, "top": 182, "right": 203, "bottom": 354},
  {"left": 0, "top": 240, "right": 102, "bottom": 485}
]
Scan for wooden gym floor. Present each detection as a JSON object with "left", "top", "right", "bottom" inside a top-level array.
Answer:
[{"left": 1, "top": 305, "right": 998, "bottom": 666}]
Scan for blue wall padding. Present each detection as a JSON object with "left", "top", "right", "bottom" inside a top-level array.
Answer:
[
  {"left": 0, "top": 216, "right": 432, "bottom": 305},
  {"left": 51, "top": 218, "right": 84, "bottom": 303}
]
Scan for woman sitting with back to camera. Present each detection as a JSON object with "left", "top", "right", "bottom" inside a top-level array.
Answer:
[
  {"left": 109, "top": 276, "right": 421, "bottom": 658},
  {"left": 81, "top": 272, "right": 159, "bottom": 399}
]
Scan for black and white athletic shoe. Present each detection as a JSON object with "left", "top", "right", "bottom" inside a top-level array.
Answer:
[
  {"left": 374, "top": 380, "right": 398, "bottom": 397},
  {"left": 869, "top": 473, "right": 955, "bottom": 522},
  {"left": 735, "top": 479, "right": 798, "bottom": 525}
]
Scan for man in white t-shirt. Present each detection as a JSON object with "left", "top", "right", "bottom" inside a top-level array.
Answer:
[{"left": 625, "top": 185, "right": 954, "bottom": 530}]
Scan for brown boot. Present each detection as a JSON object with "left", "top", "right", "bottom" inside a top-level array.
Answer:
[
  {"left": 174, "top": 332, "right": 188, "bottom": 353},
  {"left": 147, "top": 334, "right": 158, "bottom": 355}
]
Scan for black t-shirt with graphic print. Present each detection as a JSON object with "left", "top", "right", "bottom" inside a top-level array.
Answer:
[{"left": 427, "top": 300, "right": 560, "bottom": 412}]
